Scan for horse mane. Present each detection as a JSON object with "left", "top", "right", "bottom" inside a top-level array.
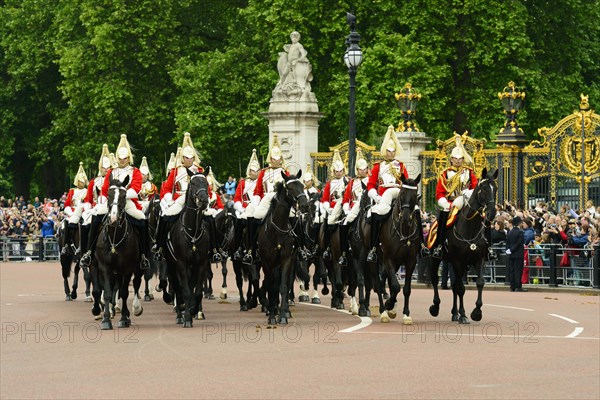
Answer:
[{"left": 265, "top": 180, "right": 286, "bottom": 217}]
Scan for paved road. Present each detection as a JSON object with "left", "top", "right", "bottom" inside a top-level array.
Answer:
[{"left": 1, "top": 261, "right": 599, "bottom": 399}]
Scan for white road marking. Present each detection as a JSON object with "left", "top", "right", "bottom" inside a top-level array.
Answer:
[
  {"left": 486, "top": 303, "right": 534, "bottom": 311},
  {"left": 548, "top": 313, "right": 578, "bottom": 324},
  {"left": 297, "top": 301, "right": 373, "bottom": 332},
  {"left": 346, "top": 331, "right": 599, "bottom": 340},
  {"left": 566, "top": 327, "right": 585, "bottom": 338}
]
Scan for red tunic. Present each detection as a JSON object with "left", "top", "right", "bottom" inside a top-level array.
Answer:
[
  {"left": 101, "top": 167, "right": 143, "bottom": 210},
  {"left": 435, "top": 167, "right": 478, "bottom": 201},
  {"left": 366, "top": 162, "right": 408, "bottom": 196}
]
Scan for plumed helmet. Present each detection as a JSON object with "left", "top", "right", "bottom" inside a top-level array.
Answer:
[
  {"left": 330, "top": 149, "right": 346, "bottom": 176},
  {"left": 303, "top": 162, "right": 320, "bottom": 187},
  {"left": 246, "top": 149, "right": 261, "bottom": 177},
  {"left": 355, "top": 147, "right": 369, "bottom": 172},
  {"left": 98, "top": 144, "right": 112, "bottom": 174},
  {"left": 166, "top": 151, "right": 176, "bottom": 175},
  {"left": 139, "top": 156, "right": 152, "bottom": 181},
  {"left": 116, "top": 134, "right": 134, "bottom": 164},
  {"left": 109, "top": 153, "right": 118, "bottom": 169},
  {"left": 380, "top": 125, "right": 403, "bottom": 159},
  {"left": 73, "top": 162, "right": 89, "bottom": 186},
  {"left": 179, "top": 132, "right": 201, "bottom": 166},
  {"left": 267, "top": 134, "right": 285, "bottom": 168},
  {"left": 451, "top": 133, "right": 473, "bottom": 165},
  {"left": 206, "top": 168, "right": 221, "bottom": 192}
]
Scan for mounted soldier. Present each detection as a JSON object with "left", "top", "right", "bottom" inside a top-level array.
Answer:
[
  {"left": 80, "top": 135, "right": 151, "bottom": 270},
  {"left": 61, "top": 162, "right": 89, "bottom": 256},
  {"left": 232, "top": 149, "right": 261, "bottom": 260},
  {"left": 320, "top": 150, "right": 348, "bottom": 261},
  {"left": 338, "top": 148, "right": 370, "bottom": 266},
  {"left": 242, "top": 135, "right": 291, "bottom": 265},
  {"left": 366, "top": 126, "right": 409, "bottom": 262},
  {"left": 138, "top": 156, "right": 158, "bottom": 214},
  {"left": 153, "top": 133, "right": 204, "bottom": 260}
]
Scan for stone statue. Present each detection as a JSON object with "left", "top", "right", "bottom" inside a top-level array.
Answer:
[{"left": 274, "top": 31, "right": 313, "bottom": 100}]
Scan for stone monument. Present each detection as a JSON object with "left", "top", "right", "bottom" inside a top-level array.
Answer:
[{"left": 263, "top": 31, "right": 323, "bottom": 175}]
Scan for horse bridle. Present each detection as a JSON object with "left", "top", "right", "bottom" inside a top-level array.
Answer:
[
  {"left": 105, "top": 185, "right": 129, "bottom": 253},
  {"left": 267, "top": 179, "right": 305, "bottom": 236},
  {"left": 179, "top": 175, "right": 209, "bottom": 246},
  {"left": 392, "top": 184, "right": 419, "bottom": 242},
  {"left": 453, "top": 179, "right": 495, "bottom": 246}
]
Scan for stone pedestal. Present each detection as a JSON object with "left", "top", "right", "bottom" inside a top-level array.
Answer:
[{"left": 396, "top": 131, "right": 432, "bottom": 179}]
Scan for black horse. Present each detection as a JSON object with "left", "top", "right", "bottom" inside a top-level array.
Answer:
[
  {"left": 95, "top": 176, "right": 144, "bottom": 330},
  {"left": 257, "top": 170, "right": 309, "bottom": 325},
  {"left": 164, "top": 168, "right": 211, "bottom": 327},
  {"left": 57, "top": 221, "right": 91, "bottom": 301},
  {"left": 204, "top": 205, "right": 234, "bottom": 300},
  {"left": 141, "top": 196, "right": 161, "bottom": 302},
  {"left": 429, "top": 168, "right": 498, "bottom": 324},
  {"left": 376, "top": 174, "right": 422, "bottom": 323}
]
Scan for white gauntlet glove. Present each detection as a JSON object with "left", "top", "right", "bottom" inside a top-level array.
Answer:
[{"left": 437, "top": 197, "right": 450, "bottom": 211}]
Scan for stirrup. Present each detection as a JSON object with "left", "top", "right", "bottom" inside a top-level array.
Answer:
[
  {"left": 366, "top": 248, "right": 377, "bottom": 263},
  {"left": 61, "top": 246, "right": 71, "bottom": 256},
  {"left": 80, "top": 251, "right": 92, "bottom": 268},
  {"left": 212, "top": 251, "right": 222, "bottom": 263},
  {"left": 233, "top": 248, "right": 243, "bottom": 261},
  {"left": 487, "top": 248, "right": 498, "bottom": 261},
  {"left": 74, "top": 247, "right": 82, "bottom": 258},
  {"left": 220, "top": 250, "right": 229, "bottom": 260},
  {"left": 298, "top": 247, "right": 308, "bottom": 261},
  {"left": 322, "top": 248, "right": 332, "bottom": 261},
  {"left": 338, "top": 253, "right": 348, "bottom": 267},
  {"left": 420, "top": 245, "right": 430, "bottom": 258},
  {"left": 140, "top": 255, "right": 150, "bottom": 270},
  {"left": 153, "top": 248, "right": 164, "bottom": 261},
  {"left": 432, "top": 245, "right": 443, "bottom": 259},
  {"left": 242, "top": 251, "right": 253, "bottom": 265}
]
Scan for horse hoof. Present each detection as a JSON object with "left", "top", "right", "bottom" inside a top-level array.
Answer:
[
  {"left": 176, "top": 317, "right": 184, "bottom": 324},
  {"left": 311, "top": 297, "right": 321, "bottom": 304},
  {"left": 459, "top": 316, "right": 470, "bottom": 324},
  {"left": 183, "top": 321, "right": 193, "bottom": 328},
  {"left": 471, "top": 309, "right": 482, "bottom": 322},
  {"left": 380, "top": 311, "right": 390, "bottom": 323},
  {"left": 284, "top": 311, "right": 292, "bottom": 319},
  {"left": 288, "top": 300, "right": 295, "bottom": 307},
  {"left": 155, "top": 284, "right": 162, "bottom": 293},
  {"left": 336, "top": 303, "right": 345, "bottom": 310},
  {"left": 240, "top": 304, "right": 248, "bottom": 312},
  {"left": 351, "top": 306, "right": 358, "bottom": 316},
  {"left": 65, "top": 295, "right": 72, "bottom": 301},
  {"left": 429, "top": 305, "right": 440, "bottom": 317},
  {"left": 451, "top": 314, "right": 459, "bottom": 322},
  {"left": 207, "top": 294, "right": 215, "bottom": 300},
  {"left": 70, "top": 291, "right": 78, "bottom": 300},
  {"left": 388, "top": 310, "right": 397, "bottom": 319},
  {"left": 85, "top": 296, "right": 93, "bottom": 303},
  {"left": 261, "top": 305, "right": 267, "bottom": 313},
  {"left": 402, "top": 315, "right": 413, "bottom": 325},
  {"left": 149, "top": 293, "right": 154, "bottom": 300},
  {"left": 101, "top": 321, "right": 113, "bottom": 330},
  {"left": 358, "top": 308, "right": 368, "bottom": 317},
  {"left": 322, "top": 287, "right": 330, "bottom": 295},
  {"left": 94, "top": 314, "right": 102, "bottom": 321},
  {"left": 298, "top": 295, "right": 309, "bottom": 302},
  {"left": 134, "top": 307, "right": 143, "bottom": 317},
  {"left": 268, "top": 317, "right": 277, "bottom": 325},
  {"left": 163, "top": 293, "right": 173, "bottom": 304},
  {"left": 220, "top": 289, "right": 227, "bottom": 299},
  {"left": 366, "top": 310, "right": 372, "bottom": 317},
  {"left": 279, "top": 317, "right": 288, "bottom": 324},
  {"left": 118, "top": 319, "right": 130, "bottom": 328},
  {"left": 91, "top": 306, "right": 101, "bottom": 316},
  {"left": 196, "top": 312, "right": 205, "bottom": 320}
]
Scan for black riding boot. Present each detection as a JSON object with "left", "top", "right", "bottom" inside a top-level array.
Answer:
[
  {"left": 322, "top": 223, "right": 332, "bottom": 260},
  {"left": 208, "top": 216, "right": 222, "bottom": 263},
  {"left": 338, "top": 223, "right": 349, "bottom": 266},
  {"left": 61, "top": 223, "right": 77, "bottom": 255},
  {"left": 152, "top": 216, "right": 168, "bottom": 260},
  {"left": 233, "top": 218, "right": 245, "bottom": 260},
  {"left": 432, "top": 210, "right": 449, "bottom": 259},
  {"left": 311, "top": 223, "right": 321, "bottom": 256},
  {"left": 367, "top": 214, "right": 382, "bottom": 263},
  {"left": 136, "top": 220, "right": 150, "bottom": 269},
  {"left": 80, "top": 215, "right": 102, "bottom": 268},
  {"left": 76, "top": 224, "right": 90, "bottom": 259},
  {"left": 293, "top": 217, "right": 309, "bottom": 261},
  {"left": 243, "top": 217, "right": 258, "bottom": 265}
]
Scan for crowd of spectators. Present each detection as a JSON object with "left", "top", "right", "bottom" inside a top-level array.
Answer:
[{"left": 0, "top": 194, "right": 68, "bottom": 239}]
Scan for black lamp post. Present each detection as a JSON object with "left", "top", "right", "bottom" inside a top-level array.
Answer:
[{"left": 344, "top": 12, "right": 363, "bottom": 177}]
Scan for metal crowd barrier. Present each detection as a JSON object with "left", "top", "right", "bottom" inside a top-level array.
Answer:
[{"left": 1, "top": 235, "right": 60, "bottom": 262}]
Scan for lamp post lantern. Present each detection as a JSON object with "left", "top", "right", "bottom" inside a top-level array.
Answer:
[{"left": 345, "top": 12, "right": 362, "bottom": 177}]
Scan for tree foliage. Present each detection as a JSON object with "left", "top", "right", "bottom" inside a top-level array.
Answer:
[{"left": 1, "top": 0, "right": 599, "bottom": 197}]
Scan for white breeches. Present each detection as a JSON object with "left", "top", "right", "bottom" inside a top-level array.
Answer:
[
  {"left": 140, "top": 200, "right": 150, "bottom": 214},
  {"left": 371, "top": 187, "right": 400, "bottom": 216},
  {"left": 252, "top": 192, "right": 276, "bottom": 220},
  {"left": 161, "top": 196, "right": 185, "bottom": 216},
  {"left": 124, "top": 201, "right": 146, "bottom": 220},
  {"left": 327, "top": 202, "right": 343, "bottom": 225},
  {"left": 345, "top": 201, "right": 362, "bottom": 224},
  {"left": 68, "top": 204, "right": 93, "bottom": 226}
]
